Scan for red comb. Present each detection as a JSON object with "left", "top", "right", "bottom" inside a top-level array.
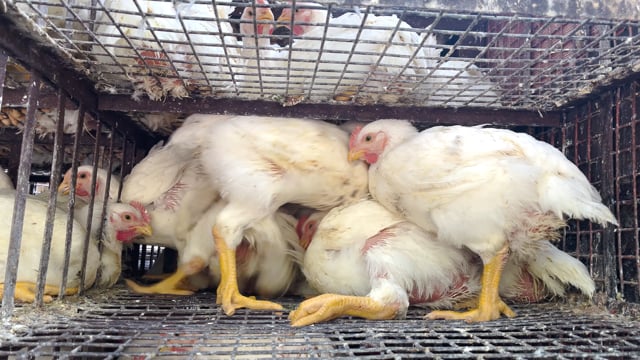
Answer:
[
  {"left": 348, "top": 125, "right": 363, "bottom": 150},
  {"left": 131, "top": 201, "right": 151, "bottom": 224},
  {"left": 296, "top": 214, "right": 310, "bottom": 239}
]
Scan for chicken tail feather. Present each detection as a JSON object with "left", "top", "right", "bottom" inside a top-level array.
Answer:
[
  {"left": 539, "top": 176, "right": 618, "bottom": 227},
  {"left": 526, "top": 241, "right": 595, "bottom": 298}
]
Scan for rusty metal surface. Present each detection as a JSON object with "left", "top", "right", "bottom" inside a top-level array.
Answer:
[
  {"left": 311, "top": 0, "right": 640, "bottom": 22},
  {"left": 1, "top": 289, "right": 640, "bottom": 359}
]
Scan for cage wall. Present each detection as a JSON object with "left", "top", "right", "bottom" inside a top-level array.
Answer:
[
  {"left": 0, "top": 0, "right": 640, "bottom": 357},
  {"left": 542, "top": 81, "right": 640, "bottom": 304}
]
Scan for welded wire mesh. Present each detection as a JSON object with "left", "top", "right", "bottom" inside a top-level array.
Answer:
[
  {"left": 7, "top": 0, "right": 640, "bottom": 110},
  {"left": 1, "top": 289, "right": 640, "bottom": 359}
]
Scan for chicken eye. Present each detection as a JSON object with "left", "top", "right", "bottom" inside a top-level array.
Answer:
[
  {"left": 123, "top": 214, "right": 132, "bottom": 221},
  {"left": 247, "top": 9, "right": 253, "bottom": 16},
  {"left": 365, "top": 135, "right": 372, "bottom": 142},
  {"left": 79, "top": 172, "right": 87, "bottom": 179}
]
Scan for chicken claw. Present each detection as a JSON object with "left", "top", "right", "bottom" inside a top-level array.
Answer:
[
  {"left": 214, "top": 227, "right": 283, "bottom": 315},
  {"left": 125, "top": 257, "right": 206, "bottom": 296},
  {"left": 289, "top": 293, "right": 398, "bottom": 327},
  {"left": 1, "top": 282, "right": 78, "bottom": 303},
  {"left": 426, "top": 245, "right": 516, "bottom": 322}
]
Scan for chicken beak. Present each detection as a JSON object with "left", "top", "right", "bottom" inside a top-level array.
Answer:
[
  {"left": 257, "top": 11, "right": 274, "bottom": 35},
  {"left": 258, "top": 10, "right": 274, "bottom": 22},
  {"left": 135, "top": 224, "right": 153, "bottom": 237},
  {"left": 348, "top": 149, "right": 364, "bottom": 162},
  {"left": 58, "top": 180, "right": 70, "bottom": 195},
  {"left": 276, "top": 9, "right": 291, "bottom": 26},
  {"left": 300, "top": 232, "right": 312, "bottom": 250}
]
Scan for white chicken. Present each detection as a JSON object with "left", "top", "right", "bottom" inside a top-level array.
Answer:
[
  {"left": 291, "top": 199, "right": 597, "bottom": 326},
  {"left": 92, "top": 0, "right": 240, "bottom": 100},
  {"left": 238, "top": 9, "right": 431, "bottom": 103},
  {"left": 348, "top": 120, "right": 617, "bottom": 322},
  {"left": 125, "top": 200, "right": 301, "bottom": 299},
  {"left": 273, "top": 1, "right": 329, "bottom": 41},
  {"left": 0, "top": 194, "right": 152, "bottom": 302},
  {"left": 58, "top": 165, "right": 121, "bottom": 204},
  {"left": 186, "top": 114, "right": 369, "bottom": 315},
  {"left": 413, "top": 59, "right": 502, "bottom": 107},
  {"left": 118, "top": 116, "right": 221, "bottom": 294},
  {"left": 34, "top": 108, "right": 97, "bottom": 138},
  {"left": 238, "top": 0, "right": 276, "bottom": 58},
  {"left": 290, "top": 199, "right": 482, "bottom": 327},
  {"left": 409, "top": 34, "right": 501, "bottom": 107}
]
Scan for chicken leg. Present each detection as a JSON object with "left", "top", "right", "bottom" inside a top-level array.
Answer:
[
  {"left": 426, "top": 244, "right": 516, "bottom": 322},
  {"left": 213, "top": 227, "right": 283, "bottom": 315},
  {"left": 0, "top": 282, "right": 78, "bottom": 303},
  {"left": 289, "top": 293, "right": 399, "bottom": 327},
  {"left": 125, "top": 257, "right": 206, "bottom": 295}
]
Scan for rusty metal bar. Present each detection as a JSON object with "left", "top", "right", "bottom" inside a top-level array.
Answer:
[
  {"left": 0, "top": 49, "right": 7, "bottom": 105},
  {"left": 78, "top": 120, "right": 102, "bottom": 295},
  {"left": 34, "top": 91, "right": 67, "bottom": 307},
  {"left": 1, "top": 75, "right": 40, "bottom": 318},
  {"left": 599, "top": 92, "right": 619, "bottom": 298},
  {"left": 59, "top": 103, "right": 86, "bottom": 300},
  {"left": 98, "top": 94, "right": 562, "bottom": 127}
]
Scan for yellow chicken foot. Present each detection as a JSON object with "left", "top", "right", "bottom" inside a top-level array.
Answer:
[
  {"left": 289, "top": 293, "right": 399, "bottom": 327},
  {"left": 451, "top": 295, "right": 479, "bottom": 311},
  {"left": 141, "top": 273, "right": 172, "bottom": 281},
  {"left": 426, "top": 244, "right": 516, "bottom": 322},
  {"left": 124, "top": 257, "right": 206, "bottom": 295},
  {"left": 213, "top": 227, "right": 283, "bottom": 315},
  {"left": 1, "top": 282, "right": 78, "bottom": 303}
]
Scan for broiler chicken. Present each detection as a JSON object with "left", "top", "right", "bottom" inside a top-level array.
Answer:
[
  {"left": 291, "top": 200, "right": 597, "bottom": 326},
  {"left": 272, "top": 1, "right": 329, "bottom": 44},
  {"left": 58, "top": 165, "right": 121, "bottom": 204},
  {"left": 119, "top": 117, "right": 221, "bottom": 294},
  {"left": 126, "top": 200, "right": 300, "bottom": 299},
  {"left": 348, "top": 120, "right": 617, "bottom": 322},
  {"left": 239, "top": 0, "right": 275, "bottom": 58},
  {"left": 92, "top": 0, "right": 240, "bottom": 100},
  {"left": 0, "top": 193, "right": 152, "bottom": 302},
  {"left": 238, "top": 8, "right": 430, "bottom": 103},
  {"left": 290, "top": 199, "right": 482, "bottom": 327},
  {"left": 187, "top": 114, "right": 369, "bottom": 315}
]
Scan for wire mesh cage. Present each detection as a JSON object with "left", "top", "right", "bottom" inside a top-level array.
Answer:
[{"left": 0, "top": 0, "right": 640, "bottom": 358}]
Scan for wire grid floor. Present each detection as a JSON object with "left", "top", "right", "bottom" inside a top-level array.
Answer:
[
  {"left": 7, "top": 0, "right": 640, "bottom": 112},
  {"left": 1, "top": 287, "right": 639, "bottom": 359}
]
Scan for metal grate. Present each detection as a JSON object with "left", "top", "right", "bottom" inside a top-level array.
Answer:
[
  {"left": 5, "top": 0, "right": 640, "bottom": 112},
  {"left": 1, "top": 288, "right": 640, "bottom": 359}
]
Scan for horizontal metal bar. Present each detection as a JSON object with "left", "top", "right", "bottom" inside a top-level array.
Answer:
[
  {"left": 310, "top": 0, "right": 640, "bottom": 21},
  {"left": 99, "top": 94, "right": 562, "bottom": 127}
]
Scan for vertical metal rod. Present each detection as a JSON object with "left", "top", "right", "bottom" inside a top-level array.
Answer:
[
  {"left": 34, "top": 92, "right": 67, "bottom": 307},
  {"left": 117, "top": 133, "right": 132, "bottom": 201},
  {"left": 1, "top": 76, "right": 40, "bottom": 319},
  {"left": 93, "top": 122, "right": 116, "bottom": 286},
  {"left": 59, "top": 103, "right": 86, "bottom": 299},
  {"left": 631, "top": 82, "right": 640, "bottom": 301},
  {"left": 613, "top": 87, "right": 624, "bottom": 298},
  {"left": 599, "top": 92, "right": 618, "bottom": 298},
  {"left": 0, "top": 49, "right": 7, "bottom": 105},
  {"left": 79, "top": 119, "right": 102, "bottom": 294}
]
